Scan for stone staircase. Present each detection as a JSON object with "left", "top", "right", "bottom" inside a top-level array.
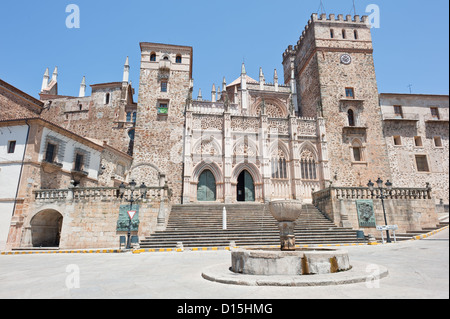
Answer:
[{"left": 139, "top": 203, "right": 364, "bottom": 249}]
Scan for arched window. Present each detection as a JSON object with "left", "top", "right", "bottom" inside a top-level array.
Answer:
[
  {"left": 271, "top": 149, "right": 288, "bottom": 179},
  {"left": 347, "top": 109, "right": 355, "bottom": 127},
  {"left": 163, "top": 56, "right": 169, "bottom": 61},
  {"left": 175, "top": 55, "right": 182, "bottom": 63},
  {"left": 351, "top": 139, "right": 364, "bottom": 162},
  {"left": 150, "top": 53, "right": 156, "bottom": 62},
  {"left": 300, "top": 149, "right": 317, "bottom": 180}
]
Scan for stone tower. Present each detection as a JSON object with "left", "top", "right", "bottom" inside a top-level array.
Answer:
[
  {"left": 283, "top": 13, "right": 392, "bottom": 187},
  {"left": 133, "top": 43, "right": 193, "bottom": 202}
]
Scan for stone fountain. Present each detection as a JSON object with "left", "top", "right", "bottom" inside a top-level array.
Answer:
[
  {"left": 202, "top": 200, "right": 388, "bottom": 286},
  {"left": 230, "top": 200, "right": 351, "bottom": 276}
]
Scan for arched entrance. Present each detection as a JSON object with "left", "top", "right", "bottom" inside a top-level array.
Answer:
[
  {"left": 197, "top": 170, "right": 217, "bottom": 202},
  {"left": 30, "top": 210, "right": 63, "bottom": 248},
  {"left": 237, "top": 170, "right": 255, "bottom": 202}
]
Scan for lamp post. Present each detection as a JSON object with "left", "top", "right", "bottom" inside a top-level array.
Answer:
[
  {"left": 119, "top": 180, "right": 147, "bottom": 249},
  {"left": 367, "top": 178, "right": 393, "bottom": 243}
]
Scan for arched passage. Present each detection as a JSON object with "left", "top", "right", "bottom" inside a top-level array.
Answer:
[
  {"left": 30, "top": 210, "right": 63, "bottom": 248},
  {"left": 237, "top": 170, "right": 255, "bottom": 202}
]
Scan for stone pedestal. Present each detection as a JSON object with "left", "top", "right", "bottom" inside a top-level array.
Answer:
[
  {"left": 278, "top": 221, "right": 296, "bottom": 251},
  {"left": 268, "top": 200, "right": 303, "bottom": 251}
]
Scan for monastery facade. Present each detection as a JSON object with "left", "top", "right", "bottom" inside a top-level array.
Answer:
[{"left": 0, "top": 13, "right": 448, "bottom": 251}]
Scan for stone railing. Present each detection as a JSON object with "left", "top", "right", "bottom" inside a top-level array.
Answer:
[
  {"left": 34, "top": 185, "right": 171, "bottom": 202},
  {"left": 312, "top": 185, "right": 432, "bottom": 205}
]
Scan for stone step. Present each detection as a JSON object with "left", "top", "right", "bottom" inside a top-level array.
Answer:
[{"left": 140, "top": 202, "right": 363, "bottom": 248}]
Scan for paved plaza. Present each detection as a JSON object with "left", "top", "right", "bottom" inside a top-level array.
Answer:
[{"left": 0, "top": 229, "right": 448, "bottom": 300}]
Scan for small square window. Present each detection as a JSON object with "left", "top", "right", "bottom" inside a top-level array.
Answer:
[
  {"left": 157, "top": 102, "right": 169, "bottom": 121},
  {"left": 430, "top": 107, "right": 440, "bottom": 119},
  {"left": 393, "top": 136, "right": 402, "bottom": 146},
  {"left": 7, "top": 141, "right": 16, "bottom": 154},
  {"left": 434, "top": 136, "right": 443, "bottom": 147},
  {"left": 415, "top": 155, "right": 430, "bottom": 172},
  {"left": 393, "top": 105, "right": 403, "bottom": 118},
  {"left": 414, "top": 136, "right": 423, "bottom": 147},
  {"left": 345, "top": 88, "right": 355, "bottom": 99}
]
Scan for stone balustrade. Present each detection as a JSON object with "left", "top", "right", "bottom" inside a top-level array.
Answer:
[
  {"left": 312, "top": 185, "right": 432, "bottom": 205},
  {"left": 34, "top": 185, "right": 171, "bottom": 202}
]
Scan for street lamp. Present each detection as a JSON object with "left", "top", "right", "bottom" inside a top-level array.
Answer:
[
  {"left": 119, "top": 180, "right": 147, "bottom": 249},
  {"left": 368, "top": 178, "right": 393, "bottom": 243}
]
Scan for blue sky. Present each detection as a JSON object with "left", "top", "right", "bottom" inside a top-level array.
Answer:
[{"left": 0, "top": 0, "right": 448, "bottom": 101}]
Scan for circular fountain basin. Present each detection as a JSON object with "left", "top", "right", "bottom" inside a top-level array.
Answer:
[{"left": 231, "top": 248, "right": 351, "bottom": 276}]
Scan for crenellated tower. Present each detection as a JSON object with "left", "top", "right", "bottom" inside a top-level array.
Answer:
[{"left": 283, "top": 13, "right": 392, "bottom": 187}]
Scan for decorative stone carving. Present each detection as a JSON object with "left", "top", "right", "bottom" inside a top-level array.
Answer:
[{"left": 192, "top": 114, "right": 223, "bottom": 130}]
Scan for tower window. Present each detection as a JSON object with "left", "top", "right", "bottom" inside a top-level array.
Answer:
[
  {"left": 345, "top": 87, "right": 355, "bottom": 99},
  {"left": 352, "top": 147, "right": 362, "bottom": 162},
  {"left": 126, "top": 112, "right": 132, "bottom": 122},
  {"left": 105, "top": 93, "right": 110, "bottom": 105},
  {"left": 7, "top": 141, "right": 16, "bottom": 154},
  {"left": 347, "top": 109, "right": 355, "bottom": 126},
  {"left": 414, "top": 136, "right": 423, "bottom": 147},
  {"left": 161, "top": 81, "right": 168, "bottom": 92},
  {"left": 434, "top": 136, "right": 443, "bottom": 147},
  {"left": 354, "top": 30, "right": 358, "bottom": 39},
  {"left": 157, "top": 101, "right": 169, "bottom": 121},
  {"left": 415, "top": 155, "right": 430, "bottom": 172},
  {"left": 132, "top": 112, "right": 137, "bottom": 123},
  {"left": 150, "top": 53, "right": 156, "bottom": 62},
  {"left": 342, "top": 29, "right": 347, "bottom": 39},
  {"left": 393, "top": 136, "right": 402, "bottom": 146},
  {"left": 330, "top": 29, "right": 335, "bottom": 38},
  {"left": 176, "top": 55, "right": 182, "bottom": 63},
  {"left": 351, "top": 139, "right": 364, "bottom": 162}
]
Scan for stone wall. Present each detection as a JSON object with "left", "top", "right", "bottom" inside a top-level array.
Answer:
[
  {"left": 40, "top": 83, "right": 136, "bottom": 155},
  {"left": 381, "top": 94, "right": 449, "bottom": 204},
  {"left": 313, "top": 186, "right": 439, "bottom": 237},
  {"left": 6, "top": 186, "right": 171, "bottom": 250}
]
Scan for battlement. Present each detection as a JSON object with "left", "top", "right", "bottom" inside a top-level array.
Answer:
[
  {"left": 283, "top": 13, "right": 370, "bottom": 59},
  {"left": 311, "top": 13, "right": 369, "bottom": 24}
]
